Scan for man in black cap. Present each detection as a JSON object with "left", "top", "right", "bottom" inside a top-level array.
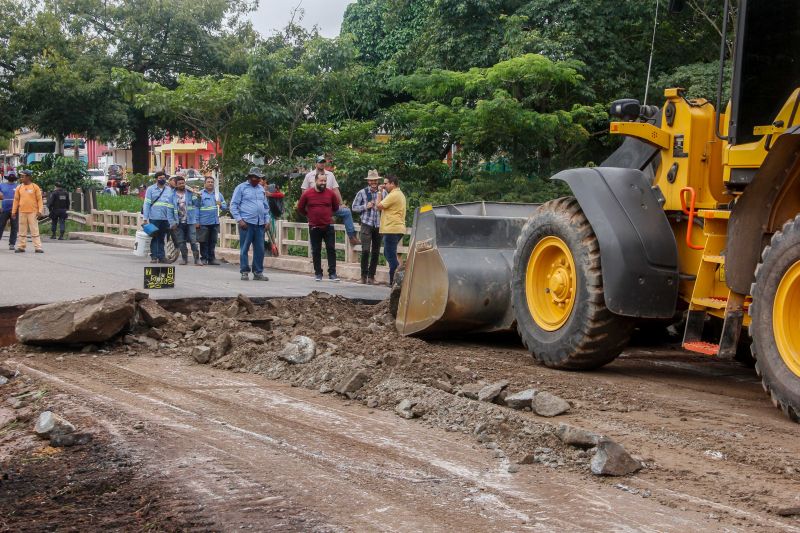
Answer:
[{"left": 47, "top": 182, "right": 70, "bottom": 240}]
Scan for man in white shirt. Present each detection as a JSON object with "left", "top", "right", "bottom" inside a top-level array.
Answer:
[{"left": 302, "top": 156, "right": 358, "bottom": 246}]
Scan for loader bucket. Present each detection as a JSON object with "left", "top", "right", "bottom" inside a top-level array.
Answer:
[{"left": 396, "top": 202, "right": 539, "bottom": 337}]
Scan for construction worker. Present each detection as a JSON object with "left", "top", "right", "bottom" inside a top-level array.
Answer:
[
  {"left": 198, "top": 176, "right": 227, "bottom": 265},
  {"left": 47, "top": 182, "right": 70, "bottom": 240},
  {"left": 230, "top": 167, "right": 270, "bottom": 281},
  {"left": 172, "top": 175, "right": 201, "bottom": 265},
  {"left": 11, "top": 170, "right": 44, "bottom": 254},
  {"left": 142, "top": 171, "right": 177, "bottom": 263},
  {"left": 0, "top": 172, "right": 19, "bottom": 250}
]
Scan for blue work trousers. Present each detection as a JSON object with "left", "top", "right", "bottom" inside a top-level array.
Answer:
[
  {"left": 150, "top": 219, "right": 171, "bottom": 260},
  {"left": 174, "top": 222, "right": 199, "bottom": 260},
  {"left": 239, "top": 223, "right": 265, "bottom": 274},
  {"left": 200, "top": 224, "right": 219, "bottom": 262}
]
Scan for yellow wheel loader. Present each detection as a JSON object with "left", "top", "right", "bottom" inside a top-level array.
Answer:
[{"left": 396, "top": 0, "right": 800, "bottom": 421}]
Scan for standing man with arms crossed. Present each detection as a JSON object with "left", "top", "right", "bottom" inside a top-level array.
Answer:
[
  {"left": 377, "top": 175, "right": 407, "bottom": 286},
  {"left": 12, "top": 170, "right": 44, "bottom": 254},
  {"left": 198, "top": 176, "right": 227, "bottom": 265},
  {"left": 351, "top": 169, "right": 382, "bottom": 284},
  {"left": 298, "top": 170, "right": 340, "bottom": 282},
  {"left": 0, "top": 172, "right": 19, "bottom": 250},
  {"left": 230, "top": 167, "right": 270, "bottom": 281},
  {"left": 302, "top": 156, "right": 358, "bottom": 246},
  {"left": 142, "top": 170, "right": 177, "bottom": 264},
  {"left": 47, "top": 182, "right": 70, "bottom": 240}
]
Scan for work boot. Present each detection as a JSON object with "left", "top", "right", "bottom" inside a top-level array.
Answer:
[
  {"left": 180, "top": 256, "right": 188, "bottom": 265},
  {"left": 360, "top": 276, "right": 367, "bottom": 284},
  {"left": 150, "top": 257, "right": 158, "bottom": 263},
  {"left": 367, "top": 277, "right": 376, "bottom": 285},
  {"left": 241, "top": 272, "right": 249, "bottom": 281},
  {"left": 35, "top": 249, "right": 44, "bottom": 254},
  {"left": 208, "top": 259, "right": 220, "bottom": 265},
  {"left": 15, "top": 248, "right": 24, "bottom": 253},
  {"left": 8, "top": 244, "right": 14, "bottom": 250},
  {"left": 59, "top": 233, "right": 65, "bottom": 240},
  {"left": 253, "top": 273, "right": 269, "bottom": 281},
  {"left": 50, "top": 233, "right": 56, "bottom": 239},
  {"left": 194, "top": 256, "right": 201, "bottom": 266},
  {"left": 329, "top": 274, "right": 341, "bottom": 282}
]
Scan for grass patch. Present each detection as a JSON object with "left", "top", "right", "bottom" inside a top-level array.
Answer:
[{"left": 97, "top": 195, "right": 143, "bottom": 213}]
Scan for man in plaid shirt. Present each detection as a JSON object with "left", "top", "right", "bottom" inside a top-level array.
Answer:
[{"left": 351, "top": 170, "right": 382, "bottom": 284}]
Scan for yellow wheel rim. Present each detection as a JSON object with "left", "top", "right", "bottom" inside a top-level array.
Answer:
[
  {"left": 773, "top": 260, "right": 800, "bottom": 378},
  {"left": 525, "top": 236, "right": 577, "bottom": 331}
]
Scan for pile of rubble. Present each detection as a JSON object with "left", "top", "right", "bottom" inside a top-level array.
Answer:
[{"left": 10, "top": 290, "right": 643, "bottom": 476}]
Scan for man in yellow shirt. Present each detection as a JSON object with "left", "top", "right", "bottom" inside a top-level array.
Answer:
[
  {"left": 12, "top": 170, "right": 44, "bottom": 253},
  {"left": 377, "top": 175, "right": 407, "bottom": 285}
]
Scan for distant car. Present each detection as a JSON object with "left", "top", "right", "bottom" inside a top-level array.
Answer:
[{"left": 87, "top": 169, "right": 106, "bottom": 187}]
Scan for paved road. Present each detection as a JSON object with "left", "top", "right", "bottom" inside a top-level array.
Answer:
[{"left": 0, "top": 236, "right": 389, "bottom": 306}]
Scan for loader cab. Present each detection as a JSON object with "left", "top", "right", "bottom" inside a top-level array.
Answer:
[{"left": 728, "top": 0, "right": 800, "bottom": 146}]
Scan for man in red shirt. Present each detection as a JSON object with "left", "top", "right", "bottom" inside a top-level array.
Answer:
[{"left": 298, "top": 170, "right": 341, "bottom": 282}]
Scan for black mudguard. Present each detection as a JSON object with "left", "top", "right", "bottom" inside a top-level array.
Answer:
[{"left": 552, "top": 167, "right": 680, "bottom": 318}]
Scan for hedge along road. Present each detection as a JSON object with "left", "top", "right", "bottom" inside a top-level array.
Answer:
[{"left": 0, "top": 238, "right": 388, "bottom": 306}]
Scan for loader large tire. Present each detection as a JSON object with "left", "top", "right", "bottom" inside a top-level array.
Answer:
[
  {"left": 749, "top": 215, "right": 800, "bottom": 422},
  {"left": 511, "top": 197, "right": 633, "bottom": 370}
]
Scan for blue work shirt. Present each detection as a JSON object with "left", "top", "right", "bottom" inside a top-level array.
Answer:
[
  {"left": 198, "top": 190, "right": 227, "bottom": 225},
  {"left": 174, "top": 189, "right": 200, "bottom": 225},
  {"left": 143, "top": 184, "right": 177, "bottom": 225},
  {"left": 0, "top": 182, "right": 18, "bottom": 212},
  {"left": 230, "top": 182, "right": 268, "bottom": 226}
]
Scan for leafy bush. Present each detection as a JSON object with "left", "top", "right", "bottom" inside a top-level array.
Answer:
[{"left": 97, "top": 195, "right": 144, "bottom": 212}]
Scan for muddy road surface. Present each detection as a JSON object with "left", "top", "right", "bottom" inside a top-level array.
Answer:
[{"left": 1, "top": 293, "right": 799, "bottom": 531}]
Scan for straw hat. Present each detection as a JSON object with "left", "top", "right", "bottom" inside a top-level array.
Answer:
[{"left": 365, "top": 169, "right": 382, "bottom": 181}]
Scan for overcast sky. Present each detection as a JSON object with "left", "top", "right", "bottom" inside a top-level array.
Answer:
[{"left": 249, "top": 0, "right": 355, "bottom": 38}]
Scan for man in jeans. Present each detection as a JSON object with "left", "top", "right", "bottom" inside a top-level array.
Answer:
[
  {"left": 230, "top": 167, "right": 270, "bottom": 281},
  {"left": 298, "top": 171, "right": 340, "bottom": 282},
  {"left": 12, "top": 170, "right": 44, "bottom": 254},
  {"left": 0, "top": 173, "right": 19, "bottom": 250},
  {"left": 351, "top": 169, "right": 382, "bottom": 284},
  {"left": 302, "top": 156, "right": 358, "bottom": 246},
  {"left": 172, "top": 176, "right": 200, "bottom": 265},
  {"left": 142, "top": 171, "right": 177, "bottom": 263},
  {"left": 377, "top": 175, "right": 407, "bottom": 286},
  {"left": 198, "top": 176, "right": 227, "bottom": 265}
]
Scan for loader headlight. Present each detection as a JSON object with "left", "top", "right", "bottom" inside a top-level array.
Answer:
[{"left": 610, "top": 99, "right": 642, "bottom": 122}]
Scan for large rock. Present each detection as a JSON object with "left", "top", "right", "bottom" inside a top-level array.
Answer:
[
  {"left": 556, "top": 424, "right": 600, "bottom": 448},
  {"left": 137, "top": 298, "right": 171, "bottom": 327},
  {"left": 533, "top": 391, "right": 571, "bottom": 417},
  {"left": 334, "top": 370, "right": 370, "bottom": 395},
  {"left": 590, "top": 439, "right": 642, "bottom": 476},
  {"left": 478, "top": 380, "right": 510, "bottom": 403},
  {"left": 236, "top": 294, "right": 256, "bottom": 314},
  {"left": 395, "top": 399, "right": 416, "bottom": 419},
  {"left": 278, "top": 336, "right": 317, "bottom": 364},
  {"left": 234, "top": 331, "right": 266, "bottom": 345},
  {"left": 505, "top": 388, "right": 537, "bottom": 410},
  {"left": 34, "top": 411, "right": 76, "bottom": 439},
  {"left": 192, "top": 346, "right": 212, "bottom": 364},
  {"left": 212, "top": 332, "right": 232, "bottom": 360},
  {"left": 16, "top": 291, "right": 137, "bottom": 345}
]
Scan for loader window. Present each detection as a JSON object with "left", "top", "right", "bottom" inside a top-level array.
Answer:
[{"left": 730, "top": 1, "right": 800, "bottom": 145}]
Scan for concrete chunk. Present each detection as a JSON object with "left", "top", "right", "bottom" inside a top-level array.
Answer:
[
  {"left": 505, "top": 388, "right": 537, "bottom": 410},
  {"left": 478, "top": 380, "right": 510, "bottom": 403},
  {"left": 334, "top": 370, "right": 369, "bottom": 395},
  {"left": 16, "top": 291, "right": 136, "bottom": 345}
]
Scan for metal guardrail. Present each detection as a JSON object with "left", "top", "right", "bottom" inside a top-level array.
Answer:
[{"left": 72, "top": 210, "right": 411, "bottom": 262}]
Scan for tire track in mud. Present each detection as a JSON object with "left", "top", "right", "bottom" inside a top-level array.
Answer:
[{"left": 9, "top": 355, "right": 729, "bottom": 532}]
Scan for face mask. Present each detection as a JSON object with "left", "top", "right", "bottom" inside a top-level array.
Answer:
[
  {"left": 316, "top": 184, "right": 327, "bottom": 192},
  {"left": 157, "top": 178, "right": 166, "bottom": 185}
]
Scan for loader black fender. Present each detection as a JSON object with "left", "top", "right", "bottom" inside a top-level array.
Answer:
[{"left": 552, "top": 167, "right": 680, "bottom": 318}]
